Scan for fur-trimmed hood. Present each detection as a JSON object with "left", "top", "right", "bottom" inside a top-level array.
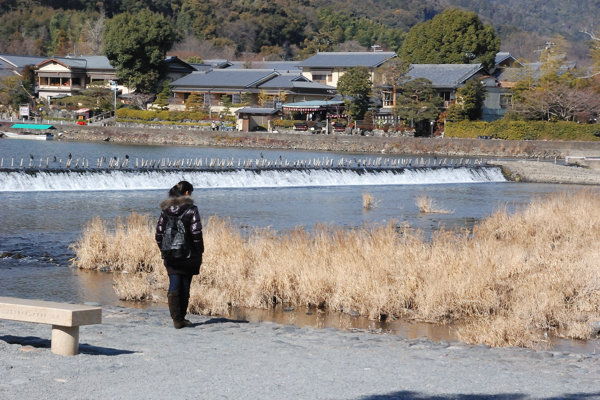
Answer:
[{"left": 160, "top": 196, "right": 194, "bottom": 214}]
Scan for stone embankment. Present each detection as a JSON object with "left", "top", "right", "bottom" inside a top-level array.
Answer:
[{"left": 46, "top": 125, "right": 600, "bottom": 159}]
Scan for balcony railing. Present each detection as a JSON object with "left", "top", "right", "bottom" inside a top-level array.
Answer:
[{"left": 39, "top": 85, "right": 83, "bottom": 90}]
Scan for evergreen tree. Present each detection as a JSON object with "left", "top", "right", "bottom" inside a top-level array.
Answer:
[
  {"left": 80, "top": 83, "right": 115, "bottom": 112},
  {"left": 220, "top": 94, "right": 232, "bottom": 116},
  {"left": 185, "top": 92, "right": 204, "bottom": 111},
  {"left": 375, "top": 58, "right": 410, "bottom": 109},
  {"left": 395, "top": 78, "right": 442, "bottom": 126},
  {"left": 0, "top": 76, "right": 32, "bottom": 114},
  {"left": 54, "top": 29, "right": 70, "bottom": 56},
  {"left": 446, "top": 80, "right": 487, "bottom": 121},
  {"left": 103, "top": 10, "right": 177, "bottom": 93},
  {"left": 398, "top": 8, "right": 500, "bottom": 70},
  {"left": 153, "top": 93, "right": 170, "bottom": 110},
  {"left": 241, "top": 91, "right": 253, "bottom": 106},
  {"left": 337, "top": 66, "right": 373, "bottom": 121}
]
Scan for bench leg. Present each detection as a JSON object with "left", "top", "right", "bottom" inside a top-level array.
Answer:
[{"left": 51, "top": 325, "right": 79, "bottom": 356}]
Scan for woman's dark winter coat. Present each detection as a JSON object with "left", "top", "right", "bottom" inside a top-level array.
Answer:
[{"left": 155, "top": 196, "right": 204, "bottom": 275}]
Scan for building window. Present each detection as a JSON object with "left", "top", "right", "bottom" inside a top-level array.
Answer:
[
  {"left": 382, "top": 92, "right": 394, "bottom": 107},
  {"left": 232, "top": 93, "right": 241, "bottom": 104},
  {"left": 49, "top": 77, "right": 60, "bottom": 86},
  {"left": 312, "top": 74, "right": 329, "bottom": 84}
]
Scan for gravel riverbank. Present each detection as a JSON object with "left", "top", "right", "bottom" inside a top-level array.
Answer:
[
  {"left": 489, "top": 160, "right": 600, "bottom": 185},
  {"left": 1, "top": 305, "right": 599, "bottom": 399}
]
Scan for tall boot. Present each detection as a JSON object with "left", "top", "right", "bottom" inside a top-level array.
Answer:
[
  {"left": 179, "top": 291, "right": 192, "bottom": 325},
  {"left": 167, "top": 290, "right": 190, "bottom": 329}
]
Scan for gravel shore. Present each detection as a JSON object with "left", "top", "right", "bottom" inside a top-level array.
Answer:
[
  {"left": 490, "top": 160, "right": 600, "bottom": 185},
  {"left": 1, "top": 305, "right": 599, "bottom": 399}
]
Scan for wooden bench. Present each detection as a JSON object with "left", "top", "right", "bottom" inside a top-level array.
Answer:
[{"left": 0, "top": 296, "right": 102, "bottom": 356}]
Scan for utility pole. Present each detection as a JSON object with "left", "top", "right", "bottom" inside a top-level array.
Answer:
[{"left": 110, "top": 80, "right": 118, "bottom": 118}]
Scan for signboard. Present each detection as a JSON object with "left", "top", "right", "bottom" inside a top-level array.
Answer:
[{"left": 19, "top": 106, "right": 29, "bottom": 117}]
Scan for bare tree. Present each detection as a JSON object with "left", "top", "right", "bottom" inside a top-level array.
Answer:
[
  {"left": 501, "top": 31, "right": 551, "bottom": 61},
  {"left": 129, "top": 93, "right": 155, "bottom": 110},
  {"left": 170, "top": 35, "right": 237, "bottom": 61},
  {"left": 335, "top": 40, "right": 368, "bottom": 52},
  {"left": 80, "top": 17, "right": 105, "bottom": 55},
  {"left": 22, "top": 36, "right": 43, "bottom": 56},
  {"left": 219, "top": 20, "right": 256, "bottom": 54},
  {"left": 169, "top": 35, "right": 204, "bottom": 60},
  {"left": 513, "top": 81, "right": 600, "bottom": 121}
]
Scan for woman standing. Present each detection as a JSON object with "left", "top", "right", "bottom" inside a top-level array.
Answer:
[{"left": 155, "top": 181, "right": 204, "bottom": 329}]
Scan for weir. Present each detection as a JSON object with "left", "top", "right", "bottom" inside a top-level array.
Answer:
[
  {"left": 0, "top": 166, "right": 507, "bottom": 193},
  {"left": 0, "top": 155, "right": 485, "bottom": 171},
  {"left": 0, "top": 154, "right": 508, "bottom": 192}
]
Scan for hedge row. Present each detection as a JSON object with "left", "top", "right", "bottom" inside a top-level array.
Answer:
[
  {"left": 115, "top": 118, "right": 211, "bottom": 126},
  {"left": 273, "top": 119, "right": 304, "bottom": 128},
  {"left": 446, "top": 120, "right": 600, "bottom": 141},
  {"left": 116, "top": 108, "right": 209, "bottom": 122}
]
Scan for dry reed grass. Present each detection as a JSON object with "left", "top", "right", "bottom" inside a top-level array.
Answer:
[
  {"left": 415, "top": 195, "right": 454, "bottom": 214},
  {"left": 71, "top": 191, "right": 600, "bottom": 349},
  {"left": 362, "top": 193, "right": 379, "bottom": 210}
]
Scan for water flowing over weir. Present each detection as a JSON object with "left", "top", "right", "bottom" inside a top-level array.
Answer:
[{"left": 0, "top": 166, "right": 506, "bottom": 192}]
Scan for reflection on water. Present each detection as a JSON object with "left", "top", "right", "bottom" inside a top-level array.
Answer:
[
  {"left": 230, "top": 305, "right": 457, "bottom": 342},
  {"left": 230, "top": 305, "right": 599, "bottom": 354}
]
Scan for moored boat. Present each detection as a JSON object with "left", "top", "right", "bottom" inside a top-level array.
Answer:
[{"left": 1, "top": 131, "right": 54, "bottom": 140}]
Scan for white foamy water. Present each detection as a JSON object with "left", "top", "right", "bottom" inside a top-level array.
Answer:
[{"left": 0, "top": 167, "right": 506, "bottom": 192}]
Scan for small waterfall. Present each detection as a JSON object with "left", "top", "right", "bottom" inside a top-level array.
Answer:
[{"left": 0, "top": 167, "right": 507, "bottom": 192}]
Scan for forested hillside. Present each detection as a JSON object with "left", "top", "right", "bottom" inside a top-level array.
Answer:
[{"left": 0, "top": 0, "right": 594, "bottom": 62}]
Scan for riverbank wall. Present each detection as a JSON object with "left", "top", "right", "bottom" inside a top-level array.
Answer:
[{"left": 42, "top": 125, "right": 600, "bottom": 159}]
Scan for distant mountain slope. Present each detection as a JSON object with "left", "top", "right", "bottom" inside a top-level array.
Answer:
[
  {"left": 445, "top": 0, "right": 595, "bottom": 39},
  {"left": 0, "top": 0, "right": 594, "bottom": 61}
]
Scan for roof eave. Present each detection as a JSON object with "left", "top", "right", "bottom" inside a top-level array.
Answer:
[{"left": 246, "top": 71, "right": 281, "bottom": 88}]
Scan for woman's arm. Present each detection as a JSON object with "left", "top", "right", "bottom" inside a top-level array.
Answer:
[
  {"left": 155, "top": 211, "right": 167, "bottom": 250},
  {"left": 188, "top": 206, "right": 204, "bottom": 254}
]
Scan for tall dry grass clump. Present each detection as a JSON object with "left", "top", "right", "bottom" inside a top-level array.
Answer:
[
  {"left": 415, "top": 195, "right": 453, "bottom": 214},
  {"left": 362, "top": 193, "right": 379, "bottom": 210},
  {"left": 70, "top": 212, "right": 165, "bottom": 300},
  {"left": 71, "top": 191, "right": 600, "bottom": 348}
]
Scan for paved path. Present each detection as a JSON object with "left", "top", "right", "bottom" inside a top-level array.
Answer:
[{"left": 1, "top": 306, "right": 599, "bottom": 399}]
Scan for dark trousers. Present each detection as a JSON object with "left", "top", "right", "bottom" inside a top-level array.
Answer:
[{"left": 168, "top": 274, "right": 193, "bottom": 297}]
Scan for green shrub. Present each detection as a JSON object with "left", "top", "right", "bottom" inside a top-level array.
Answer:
[
  {"left": 116, "top": 108, "right": 210, "bottom": 123},
  {"left": 446, "top": 120, "right": 600, "bottom": 141},
  {"left": 156, "top": 110, "right": 171, "bottom": 121},
  {"left": 273, "top": 119, "right": 302, "bottom": 128}
]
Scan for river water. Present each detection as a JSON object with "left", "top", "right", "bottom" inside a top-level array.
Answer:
[{"left": 0, "top": 137, "right": 595, "bottom": 352}]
